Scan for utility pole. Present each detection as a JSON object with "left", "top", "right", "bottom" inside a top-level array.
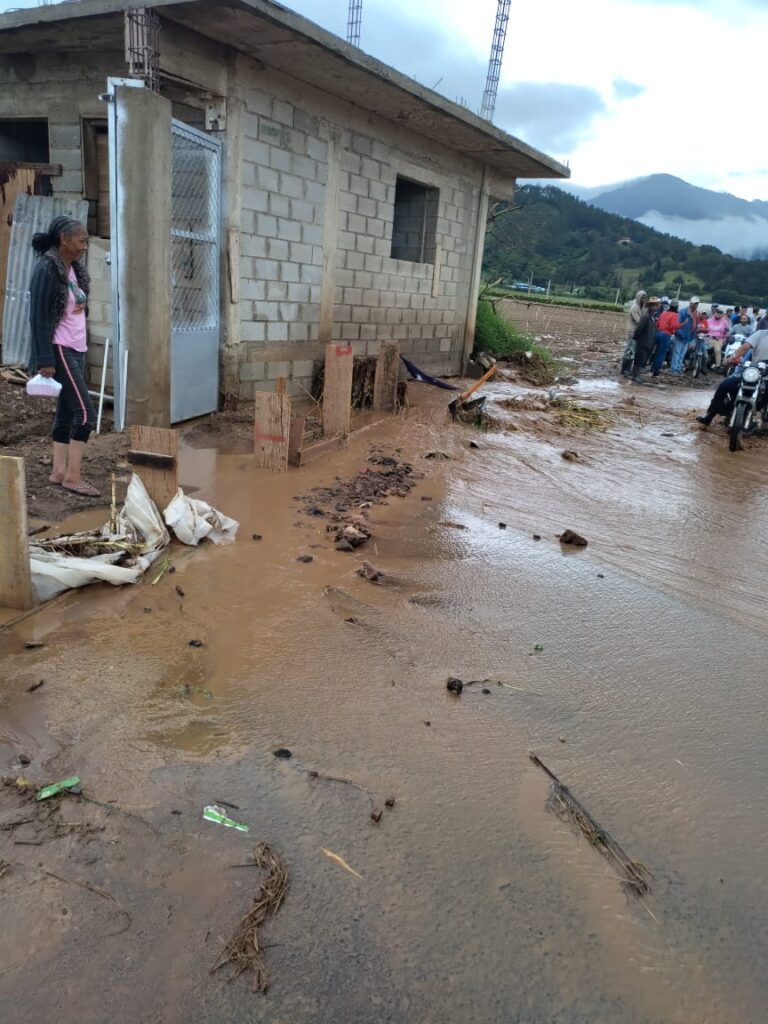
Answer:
[
  {"left": 347, "top": 0, "right": 362, "bottom": 47},
  {"left": 480, "top": 0, "right": 511, "bottom": 121}
]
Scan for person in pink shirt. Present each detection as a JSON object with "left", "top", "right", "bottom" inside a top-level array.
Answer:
[
  {"left": 28, "top": 216, "right": 98, "bottom": 496},
  {"left": 706, "top": 307, "right": 731, "bottom": 368}
]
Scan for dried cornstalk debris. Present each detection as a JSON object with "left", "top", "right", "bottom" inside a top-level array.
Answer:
[
  {"left": 211, "top": 842, "right": 288, "bottom": 993},
  {"left": 529, "top": 752, "right": 652, "bottom": 899}
]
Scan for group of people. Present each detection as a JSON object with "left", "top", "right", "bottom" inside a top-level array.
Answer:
[{"left": 621, "top": 292, "right": 767, "bottom": 385}]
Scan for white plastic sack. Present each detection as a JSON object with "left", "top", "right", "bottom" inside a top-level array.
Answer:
[
  {"left": 163, "top": 488, "right": 239, "bottom": 546},
  {"left": 29, "top": 474, "right": 170, "bottom": 602}
]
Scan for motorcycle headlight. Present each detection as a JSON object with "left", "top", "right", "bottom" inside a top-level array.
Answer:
[{"left": 742, "top": 366, "right": 761, "bottom": 384}]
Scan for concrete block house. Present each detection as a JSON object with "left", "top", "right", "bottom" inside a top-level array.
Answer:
[{"left": 0, "top": 0, "right": 567, "bottom": 426}]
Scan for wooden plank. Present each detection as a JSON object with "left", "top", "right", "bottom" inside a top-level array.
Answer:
[
  {"left": 0, "top": 456, "right": 33, "bottom": 611},
  {"left": 296, "top": 435, "right": 345, "bottom": 467},
  {"left": 288, "top": 414, "right": 305, "bottom": 467},
  {"left": 0, "top": 162, "right": 62, "bottom": 176},
  {"left": 227, "top": 227, "right": 240, "bottom": 304},
  {"left": 254, "top": 388, "right": 291, "bottom": 470},
  {"left": 129, "top": 426, "right": 178, "bottom": 511},
  {"left": 373, "top": 341, "right": 400, "bottom": 412},
  {"left": 322, "top": 342, "right": 354, "bottom": 437},
  {"left": 432, "top": 243, "right": 442, "bottom": 298}
]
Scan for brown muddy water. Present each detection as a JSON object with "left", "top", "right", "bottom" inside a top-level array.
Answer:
[{"left": 1, "top": 380, "right": 767, "bottom": 1024}]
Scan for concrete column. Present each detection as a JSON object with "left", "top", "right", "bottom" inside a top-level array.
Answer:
[
  {"left": 461, "top": 166, "right": 491, "bottom": 367},
  {"left": 221, "top": 58, "right": 244, "bottom": 406},
  {"left": 318, "top": 131, "right": 341, "bottom": 343},
  {"left": 116, "top": 86, "right": 172, "bottom": 427}
]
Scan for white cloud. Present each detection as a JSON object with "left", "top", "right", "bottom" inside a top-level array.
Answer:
[{"left": 2, "top": 0, "right": 765, "bottom": 201}]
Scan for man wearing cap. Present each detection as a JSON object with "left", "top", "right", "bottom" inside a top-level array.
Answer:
[
  {"left": 697, "top": 329, "right": 768, "bottom": 426},
  {"left": 630, "top": 296, "right": 661, "bottom": 384},
  {"left": 669, "top": 297, "right": 699, "bottom": 374}
]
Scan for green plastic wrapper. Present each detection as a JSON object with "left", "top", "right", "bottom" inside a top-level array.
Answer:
[
  {"left": 203, "top": 804, "right": 249, "bottom": 832},
  {"left": 35, "top": 776, "right": 81, "bottom": 801}
]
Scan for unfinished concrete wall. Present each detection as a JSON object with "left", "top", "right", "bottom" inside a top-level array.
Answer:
[{"left": 234, "top": 62, "right": 483, "bottom": 400}]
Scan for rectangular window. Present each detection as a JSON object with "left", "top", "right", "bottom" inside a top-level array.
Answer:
[
  {"left": 0, "top": 118, "right": 49, "bottom": 162},
  {"left": 82, "top": 119, "right": 110, "bottom": 238},
  {"left": 390, "top": 175, "right": 438, "bottom": 264}
]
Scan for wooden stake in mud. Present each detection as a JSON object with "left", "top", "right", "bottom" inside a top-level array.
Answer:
[
  {"left": 128, "top": 426, "right": 178, "bottom": 511},
  {"left": 373, "top": 341, "right": 400, "bottom": 412},
  {"left": 254, "top": 377, "right": 291, "bottom": 470},
  {"left": 323, "top": 343, "right": 354, "bottom": 437},
  {"left": 0, "top": 456, "right": 34, "bottom": 610},
  {"left": 288, "top": 414, "right": 306, "bottom": 468}
]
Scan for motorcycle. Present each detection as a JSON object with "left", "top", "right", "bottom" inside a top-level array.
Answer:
[
  {"left": 689, "top": 330, "right": 712, "bottom": 378},
  {"left": 727, "top": 360, "right": 768, "bottom": 451}
]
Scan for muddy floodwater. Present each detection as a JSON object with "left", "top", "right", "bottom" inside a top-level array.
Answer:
[{"left": 1, "top": 379, "right": 767, "bottom": 1024}]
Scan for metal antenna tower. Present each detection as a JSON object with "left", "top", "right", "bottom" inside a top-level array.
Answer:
[
  {"left": 480, "top": 0, "right": 511, "bottom": 121},
  {"left": 347, "top": 0, "right": 362, "bottom": 47}
]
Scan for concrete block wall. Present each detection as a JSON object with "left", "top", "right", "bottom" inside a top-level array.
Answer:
[{"left": 235, "top": 65, "right": 483, "bottom": 401}]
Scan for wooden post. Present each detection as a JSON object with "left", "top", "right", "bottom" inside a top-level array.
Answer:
[
  {"left": 0, "top": 456, "right": 33, "bottom": 611},
  {"left": 128, "top": 426, "right": 178, "bottom": 511},
  {"left": 323, "top": 343, "right": 354, "bottom": 437},
  {"left": 373, "top": 341, "right": 400, "bottom": 412},
  {"left": 254, "top": 377, "right": 291, "bottom": 470},
  {"left": 288, "top": 415, "right": 306, "bottom": 467}
]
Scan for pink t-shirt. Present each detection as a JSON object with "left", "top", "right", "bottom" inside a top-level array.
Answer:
[
  {"left": 53, "top": 267, "right": 87, "bottom": 352},
  {"left": 707, "top": 316, "right": 730, "bottom": 341}
]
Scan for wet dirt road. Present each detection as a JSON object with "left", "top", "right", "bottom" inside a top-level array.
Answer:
[{"left": 1, "top": 377, "right": 767, "bottom": 1024}]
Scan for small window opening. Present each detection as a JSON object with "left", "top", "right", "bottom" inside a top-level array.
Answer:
[
  {"left": 390, "top": 175, "right": 438, "bottom": 263},
  {"left": 82, "top": 119, "right": 110, "bottom": 238},
  {"left": 0, "top": 119, "right": 50, "bottom": 162}
]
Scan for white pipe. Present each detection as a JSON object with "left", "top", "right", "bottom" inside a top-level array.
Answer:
[{"left": 96, "top": 336, "right": 110, "bottom": 434}]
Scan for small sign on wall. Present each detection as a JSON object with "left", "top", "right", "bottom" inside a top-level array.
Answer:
[{"left": 258, "top": 117, "right": 285, "bottom": 145}]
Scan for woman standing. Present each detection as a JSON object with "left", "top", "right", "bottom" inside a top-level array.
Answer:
[
  {"left": 620, "top": 290, "right": 647, "bottom": 377},
  {"left": 29, "top": 215, "right": 99, "bottom": 496}
]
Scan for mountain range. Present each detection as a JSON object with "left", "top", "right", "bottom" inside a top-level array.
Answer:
[
  {"left": 557, "top": 174, "right": 768, "bottom": 259},
  {"left": 483, "top": 185, "right": 768, "bottom": 305}
]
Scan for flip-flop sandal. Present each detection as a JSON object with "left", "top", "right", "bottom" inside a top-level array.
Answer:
[{"left": 62, "top": 483, "right": 101, "bottom": 497}]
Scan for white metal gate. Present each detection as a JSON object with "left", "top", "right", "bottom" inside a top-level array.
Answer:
[{"left": 170, "top": 120, "right": 221, "bottom": 422}]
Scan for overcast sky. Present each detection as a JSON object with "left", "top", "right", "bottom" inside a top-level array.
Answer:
[{"left": 3, "top": 0, "right": 766, "bottom": 201}]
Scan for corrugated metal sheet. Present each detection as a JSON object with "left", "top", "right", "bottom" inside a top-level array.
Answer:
[{"left": 2, "top": 193, "right": 90, "bottom": 365}]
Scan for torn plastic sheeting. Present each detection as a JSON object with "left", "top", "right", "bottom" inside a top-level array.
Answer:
[
  {"left": 163, "top": 489, "right": 239, "bottom": 546},
  {"left": 29, "top": 474, "right": 170, "bottom": 602}
]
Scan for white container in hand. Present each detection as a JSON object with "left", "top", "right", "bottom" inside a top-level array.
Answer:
[{"left": 26, "top": 373, "right": 62, "bottom": 398}]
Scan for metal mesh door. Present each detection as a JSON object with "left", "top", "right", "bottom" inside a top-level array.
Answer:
[{"left": 170, "top": 120, "right": 221, "bottom": 422}]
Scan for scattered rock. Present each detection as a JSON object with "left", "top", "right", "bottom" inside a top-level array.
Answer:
[
  {"left": 421, "top": 496, "right": 433, "bottom": 501},
  {"left": 423, "top": 720, "right": 431, "bottom": 727},
  {"left": 498, "top": 522, "right": 507, "bottom": 529},
  {"left": 357, "top": 562, "right": 386, "bottom": 584},
  {"left": 558, "top": 736, "right": 567, "bottom": 743},
  {"left": 533, "top": 643, "right": 544, "bottom": 652},
  {"left": 469, "top": 440, "right": 484, "bottom": 449},
  {"left": 175, "top": 585, "right": 185, "bottom": 598},
  {"left": 168, "top": 566, "right": 177, "bottom": 575},
  {"left": 532, "top": 534, "right": 541, "bottom": 541},
  {"left": 446, "top": 677, "right": 464, "bottom": 696},
  {"left": 143, "top": 607, "right": 152, "bottom": 613},
  {"left": 273, "top": 748, "right": 292, "bottom": 759},
  {"left": 23, "top": 641, "right": 45, "bottom": 650},
  {"left": 344, "top": 617, "right": 360, "bottom": 625},
  {"left": 661, "top": 432, "right": 675, "bottom": 437},
  {"left": 561, "top": 450, "right": 581, "bottom": 462},
  {"left": 597, "top": 573, "right": 605, "bottom": 579},
  {"left": 384, "top": 797, "right": 396, "bottom": 809},
  {"left": 482, "top": 688, "right": 491, "bottom": 695},
  {"left": 251, "top": 533, "right": 263, "bottom": 541},
  {"left": 335, "top": 539, "right": 354, "bottom": 552},
  {"left": 188, "top": 639, "right": 206, "bottom": 648},
  {"left": 296, "top": 554, "right": 314, "bottom": 563},
  {"left": 424, "top": 451, "right": 450, "bottom": 460},
  {"left": 18, "top": 753, "right": 31, "bottom": 766},
  {"left": 440, "top": 521, "right": 467, "bottom": 530},
  {"left": 559, "top": 529, "right": 588, "bottom": 547},
  {"left": 370, "top": 808, "right": 383, "bottom": 824}
]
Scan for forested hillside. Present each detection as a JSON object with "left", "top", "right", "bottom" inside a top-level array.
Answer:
[{"left": 483, "top": 186, "right": 768, "bottom": 305}]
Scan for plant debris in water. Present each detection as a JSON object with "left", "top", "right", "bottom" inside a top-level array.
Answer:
[
  {"left": 529, "top": 752, "right": 652, "bottom": 900},
  {"left": 551, "top": 398, "right": 612, "bottom": 431},
  {"left": 211, "top": 842, "right": 288, "bottom": 993}
]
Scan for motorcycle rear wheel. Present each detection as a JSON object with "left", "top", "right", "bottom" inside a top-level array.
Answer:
[{"left": 729, "top": 403, "right": 748, "bottom": 452}]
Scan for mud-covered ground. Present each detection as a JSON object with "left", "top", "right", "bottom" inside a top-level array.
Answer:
[{"left": 2, "top": 310, "right": 767, "bottom": 1024}]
